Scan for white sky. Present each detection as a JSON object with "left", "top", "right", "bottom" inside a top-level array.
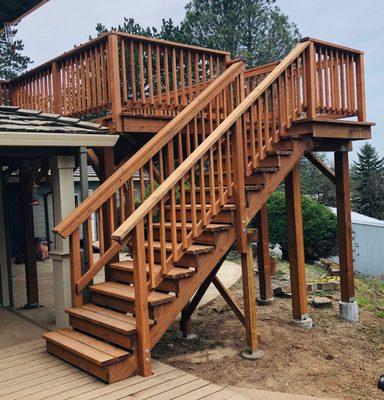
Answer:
[{"left": 14, "top": 0, "right": 383, "bottom": 161}]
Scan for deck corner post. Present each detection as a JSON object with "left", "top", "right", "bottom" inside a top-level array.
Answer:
[
  {"left": 107, "top": 33, "right": 123, "bottom": 132},
  {"left": 255, "top": 205, "right": 273, "bottom": 304},
  {"left": 304, "top": 41, "right": 316, "bottom": 119},
  {"left": 356, "top": 54, "right": 367, "bottom": 122},
  {"left": 132, "top": 219, "right": 152, "bottom": 377},
  {"left": 285, "top": 164, "right": 313, "bottom": 329},
  {"left": 334, "top": 150, "right": 358, "bottom": 321}
]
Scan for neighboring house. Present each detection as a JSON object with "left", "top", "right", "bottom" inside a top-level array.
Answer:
[{"left": 330, "top": 207, "right": 384, "bottom": 276}]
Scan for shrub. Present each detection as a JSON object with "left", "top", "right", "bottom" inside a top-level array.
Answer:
[{"left": 265, "top": 191, "right": 338, "bottom": 262}]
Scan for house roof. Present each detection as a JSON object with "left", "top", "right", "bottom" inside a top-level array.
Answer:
[
  {"left": 329, "top": 207, "right": 384, "bottom": 228},
  {"left": 0, "top": 106, "right": 118, "bottom": 148},
  {"left": 0, "top": 0, "right": 48, "bottom": 31}
]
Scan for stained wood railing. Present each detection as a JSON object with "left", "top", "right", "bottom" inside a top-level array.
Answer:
[
  {"left": 0, "top": 81, "right": 10, "bottom": 106},
  {"left": 53, "top": 61, "right": 245, "bottom": 307},
  {"left": 4, "top": 32, "right": 229, "bottom": 131}
]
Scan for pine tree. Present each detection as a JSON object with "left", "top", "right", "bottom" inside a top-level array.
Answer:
[
  {"left": 0, "top": 29, "right": 31, "bottom": 80},
  {"left": 351, "top": 143, "right": 384, "bottom": 219}
]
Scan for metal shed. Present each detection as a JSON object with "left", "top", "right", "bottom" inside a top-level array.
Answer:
[{"left": 330, "top": 207, "right": 384, "bottom": 276}]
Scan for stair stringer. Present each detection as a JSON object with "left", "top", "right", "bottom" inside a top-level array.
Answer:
[{"left": 149, "top": 136, "right": 311, "bottom": 348}]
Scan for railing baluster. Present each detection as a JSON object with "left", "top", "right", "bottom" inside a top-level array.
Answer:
[{"left": 69, "top": 228, "right": 82, "bottom": 307}]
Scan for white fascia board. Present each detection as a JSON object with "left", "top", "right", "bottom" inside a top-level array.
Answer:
[{"left": 0, "top": 132, "right": 119, "bottom": 147}]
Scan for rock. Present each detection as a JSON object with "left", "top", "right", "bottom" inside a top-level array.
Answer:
[
  {"left": 317, "top": 281, "right": 340, "bottom": 291},
  {"left": 273, "top": 285, "right": 292, "bottom": 298},
  {"left": 312, "top": 296, "right": 333, "bottom": 308},
  {"left": 167, "top": 347, "right": 239, "bottom": 364}
]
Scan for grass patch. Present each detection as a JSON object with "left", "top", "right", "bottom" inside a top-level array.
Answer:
[{"left": 355, "top": 275, "right": 384, "bottom": 317}]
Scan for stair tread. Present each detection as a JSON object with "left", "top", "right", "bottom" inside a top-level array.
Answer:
[
  {"left": 146, "top": 241, "right": 214, "bottom": 255},
  {"left": 43, "top": 328, "right": 130, "bottom": 366},
  {"left": 90, "top": 281, "right": 176, "bottom": 306},
  {"left": 153, "top": 222, "right": 232, "bottom": 232},
  {"left": 110, "top": 260, "right": 195, "bottom": 280},
  {"left": 66, "top": 304, "right": 140, "bottom": 334}
]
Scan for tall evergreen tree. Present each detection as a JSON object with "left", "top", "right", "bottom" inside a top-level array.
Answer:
[
  {"left": 0, "top": 29, "right": 31, "bottom": 80},
  {"left": 351, "top": 143, "right": 384, "bottom": 219},
  {"left": 94, "top": 0, "right": 300, "bottom": 67}
]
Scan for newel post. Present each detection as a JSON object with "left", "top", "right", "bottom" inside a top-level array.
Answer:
[
  {"left": 132, "top": 219, "right": 152, "bottom": 376},
  {"left": 304, "top": 41, "right": 317, "bottom": 119},
  {"left": 356, "top": 54, "right": 366, "bottom": 121},
  {"left": 107, "top": 33, "right": 123, "bottom": 132},
  {"left": 52, "top": 61, "right": 63, "bottom": 115}
]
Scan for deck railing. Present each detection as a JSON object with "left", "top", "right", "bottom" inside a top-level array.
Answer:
[
  {"left": 0, "top": 81, "right": 10, "bottom": 106},
  {"left": 5, "top": 32, "right": 230, "bottom": 131}
]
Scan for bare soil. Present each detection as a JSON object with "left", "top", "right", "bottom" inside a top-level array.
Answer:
[{"left": 153, "top": 259, "right": 384, "bottom": 400}]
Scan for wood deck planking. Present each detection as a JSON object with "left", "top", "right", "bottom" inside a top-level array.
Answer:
[{"left": 0, "top": 341, "right": 247, "bottom": 400}]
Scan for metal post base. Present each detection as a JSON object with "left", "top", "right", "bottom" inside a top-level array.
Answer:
[
  {"left": 256, "top": 297, "right": 274, "bottom": 306},
  {"left": 292, "top": 316, "right": 313, "bottom": 329}
]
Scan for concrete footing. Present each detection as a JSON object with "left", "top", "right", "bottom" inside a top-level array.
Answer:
[
  {"left": 339, "top": 300, "right": 359, "bottom": 322},
  {"left": 241, "top": 349, "right": 264, "bottom": 360},
  {"left": 292, "top": 316, "right": 313, "bottom": 329},
  {"left": 257, "top": 297, "right": 274, "bottom": 306},
  {"left": 180, "top": 333, "right": 198, "bottom": 340}
]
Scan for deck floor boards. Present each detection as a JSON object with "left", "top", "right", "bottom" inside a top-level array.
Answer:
[{"left": 0, "top": 340, "right": 247, "bottom": 400}]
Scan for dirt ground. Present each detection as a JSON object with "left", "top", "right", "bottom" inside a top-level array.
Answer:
[{"left": 153, "top": 257, "right": 384, "bottom": 400}]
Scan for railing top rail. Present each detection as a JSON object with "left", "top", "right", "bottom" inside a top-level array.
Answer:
[
  {"left": 112, "top": 41, "right": 312, "bottom": 243},
  {"left": 9, "top": 31, "right": 230, "bottom": 85},
  {"left": 300, "top": 37, "right": 364, "bottom": 55},
  {"left": 244, "top": 61, "right": 280, "bottom": 78},
  {"left": 53, "top": 61, "right": 245, "bottom": 239},
  {"left": 115, "top": 31, "right": 230, "bottom": 56}
]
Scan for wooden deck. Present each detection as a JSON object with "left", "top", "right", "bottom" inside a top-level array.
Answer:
[{"left": 0, "top": 340, "right": 247, "bottom": 400}]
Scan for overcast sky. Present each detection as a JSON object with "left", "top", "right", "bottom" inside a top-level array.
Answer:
[{"left": 14, "top": 0, "right": 383, "bottom": 161}]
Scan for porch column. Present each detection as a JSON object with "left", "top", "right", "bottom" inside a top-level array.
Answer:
[
  {"left": 285, "top": 164, "right": 312, "bottom": 328},
  {"left": 50, "top": 155, "right": 76, "bottom": 328},
  {"left": 0, "top": 172, "right": 10, "bottom": 307},
  {"left": 335, "top": 151, "right": 358, "bottom": 321},
  {"left": 255, "top": 205, "right": 273, "bottom": 305}
]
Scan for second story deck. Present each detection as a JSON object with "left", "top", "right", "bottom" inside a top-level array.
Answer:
[{"left": 0, "top": 33, "right": 371, "bottom": 142}]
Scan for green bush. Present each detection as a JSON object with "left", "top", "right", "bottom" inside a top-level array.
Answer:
[{"left": 265, "top": 191, "right": 338, "bottom": 262}]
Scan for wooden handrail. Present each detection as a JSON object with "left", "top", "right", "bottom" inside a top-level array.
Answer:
[
  {"left": 53, "top": 61, "right": 245, "bottom": 239},
  {"left": 300, "top": 37, "right": 364, "bottom": 55}
]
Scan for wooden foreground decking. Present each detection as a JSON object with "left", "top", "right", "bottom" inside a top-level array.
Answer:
[{"left": 0, "top": 340, "right": 247, "bottom": 400}]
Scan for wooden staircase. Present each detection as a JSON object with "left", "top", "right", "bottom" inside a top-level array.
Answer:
[{"left": 42, "top": 37, "right": 371, "bottom": 382}]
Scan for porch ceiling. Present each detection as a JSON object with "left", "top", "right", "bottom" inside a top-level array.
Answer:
[{"left": 0, "top": 0, "right": 48, "bottom": 31}]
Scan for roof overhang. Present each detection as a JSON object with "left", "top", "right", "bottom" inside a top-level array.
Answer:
[
  {"left": 0, "top": 0, "right": 49, "bottom": 32},
  {"left": 0, "top": 132, "right": 119, "bottom": 147}
]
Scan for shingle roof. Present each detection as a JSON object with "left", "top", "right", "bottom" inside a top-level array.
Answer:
[{"left": 0, "top": 106, "right": 109, "bottom": 134}]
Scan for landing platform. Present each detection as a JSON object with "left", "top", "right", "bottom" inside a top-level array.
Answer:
[{"left": 0, "top": 340, "right": 247, "bottom": 399}]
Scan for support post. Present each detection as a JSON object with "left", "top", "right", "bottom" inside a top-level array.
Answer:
[
  {"left": 20, "top": 162, "right": 39, "bottom": 309},
  {"left": 255, "top": 205, "right": 273, "bottom": 305},
  {"left": 232, "top": 114, "right": 262, "bottom": 358},
  {"left": 335, "top": 151, "right": 358, "bottom": 321},
  {"left": 132, "top": 220, "right": 152, "bottom": 376},
  {"left": 285, "top": 164, "right": 312, "bottom": 328},
  {"left": 50, "top": 156, "right": 76, "bottom": 328}
]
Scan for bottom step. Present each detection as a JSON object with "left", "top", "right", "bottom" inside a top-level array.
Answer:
[{"left": 43, "top": 328, "right": 137, "bottom": 383}]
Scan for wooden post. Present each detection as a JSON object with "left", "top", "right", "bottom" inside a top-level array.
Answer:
[
  {"left": 52, "top": 61, "right": 63, "bottom": 115},
  {"left": 356, "top": 54, "right": 366, "bottom": 121},
  {"left": 232, "top": 106, "right": 262, "bottom": 357},
  {"left": 335, "top": 151, "right": 355, "bottom": 302},
  {"left": 132, "top": 220, "right": 152, "bottom": 376},
  {"left": 304, "top": 42, "right": 316, "bottom": 119},
  {"left": 107, "top": 33, "right": 123, "bottom": 132},
  {"left": 255, "top": 205, "right": 273, "bottom": 304},
  {"left": 285, "top": 164, "right": 312, "bottom": 327},
  {"left": 20, "top": 162, "right": 39, "bottom": 308}
]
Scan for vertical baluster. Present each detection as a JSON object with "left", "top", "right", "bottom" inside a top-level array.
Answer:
[
  {"left": 217, "top": 135, "right": 225, "bottom": 206},
  {"left": 164, "top": 47, "right": 171, "bottom": 106},
  {"left": 296, "top": 57, "right": 302, "bottom": 116},
  {"left": 147, "top": 44, "right": 154, "bottom": 106},
  {"left": 121, "top": 39, "right": 128, "bottom": 104},
  {"left": 91, "top": 48, "right": 97, "bottom": 110},
  {"left": 190, "top": 164, "right": 198, "bottom": 237},
  {"left": 345, "top": 53, "right": 351, "bottom": 114},
  {"left": 86, "top": 218, "right": 94, "bottom": 269},
  {"left": 155, "top": 46, "right": 162, "bottom": 106},
  {"left": 138, "top": 42, "right": 146, "bottom": 105},
  {"left": 199, "top": 155, "right": 207, "bottom": 225},
  {"left": 318, "top": 47, "right": 324, "bottom": 113},
  {"left": 97, "top": 208, "right": 105, "bottom": 255},
  {"left": 284, "top": 70, "right": 290, "bottom": 128},
  {"left": 159, "top": 151, "right": 167, "bottom": 273},
  {"left": 225, "top": 128, "right": 233, "bottom": 197},
  {"left": 290, "top": 62, "right": 296, "bottom": 119},
  {"left": 324, "top": 49, "right": 330, "bottom": 112},
  {"left": 271, "top": 82, "right": 278, "bottom": 143},
  {"left": 340, "top": 52, "right": 346, "bottom": 113},
  {"left": 148, "top": 159, "right": 155, "bottom": 287},
  {"left": 350, "top": 54, "right": 356, "bottom": 113},
  {"left": 257, "top": 97, "right": 263, "bottom": 160},
  {"left": 334, "top": 50, "right": 340, "bottom": 113},
  {"left": 101, "top": 41, "right": 108, "bottom": 105},
  {"left": 208, "top": 146, "right": 217, "bottom": 216},
  {"left": 130, "top": 41, "right": 137, "bottom": 104},
  {"left": 202, "top": 53, "right": 207, "bottom": 87},
  {"left": 194, "top": 53, "right": 200, "bottom": 96},
  {"left": 250, "top": 104, "right": 257, "bottom": 168},
  {"left": 172, "top": 48, "right": 179, "bottom": 107},
  {"left": 187, "top": 51, "right": 193, "bottom": 102},
  {"left": 264, "top": 90, "right": 271, "bottom": 151},
  {"left": 329, "top": 49, "right": 335, "bottom": 113},
  {"left": 180, "top": 50, "right": 186, "bottom": 106}
]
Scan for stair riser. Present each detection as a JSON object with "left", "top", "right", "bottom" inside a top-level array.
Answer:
[
  {"left": 165, "top": 208, "right": 234, "bottom": 224},
  {"left": 245, "top": 173, "right": 266, "bottom": 185},
  {"left": 91, "top": 292, "right": 161, "bottom": 320},
  {"left": 69, "top": 316, "right": 134, "bottom": 350},
  {"left": 46, "top": 341, "right": 137, "bottom": 383},
  {"left": 152, "top": 227, "right": 219, "bottom": 246},
  {"left": 185, "top": 189, "right": 233, "bottom": 204},
  {"left": 147, "top": 249, "right": 204, "bottom": 268},
  {"left": 109, "top": 268, "right": 180, "bottom": 293}
]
